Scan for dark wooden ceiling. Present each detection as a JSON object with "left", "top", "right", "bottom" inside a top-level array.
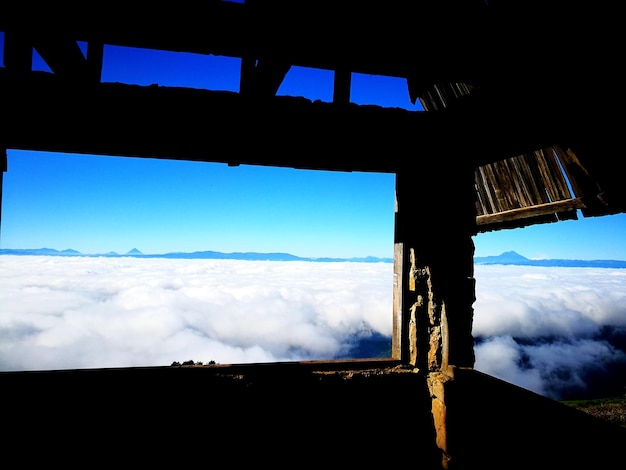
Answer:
[{"left": 1, "top": 0, "right": 624, "bottom": 229}]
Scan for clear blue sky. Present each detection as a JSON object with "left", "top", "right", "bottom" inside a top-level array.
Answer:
[{"left": 1, "top": 34, "right": 624, "bottom": 260}]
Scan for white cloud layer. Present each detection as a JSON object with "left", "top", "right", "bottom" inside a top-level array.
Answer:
[
  {"left": 2, "top": 257, "right": 625, "bottom": 400},
  {"left": 473, "top": 265, "right": 626, "bottom": 338},
  {"left": 473, "top": 265, "right": 626, "bottom": 399},
  {"left": 0, "top": 256, "right": 393, "bottom": 370}
]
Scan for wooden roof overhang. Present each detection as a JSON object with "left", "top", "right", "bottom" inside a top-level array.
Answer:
[
  {"left": 417, "top": 83, "right": 619, "bottom": 233},
  {"left": 0, "top": 69, "right": 562, "bottom": 172},
  {"left": 1, "top": 0, "right": 624, "bottom": 231}
]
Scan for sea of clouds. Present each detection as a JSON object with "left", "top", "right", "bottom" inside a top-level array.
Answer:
[
  {"left": 473, "top": 264, "right": 626, "bottom": 400},
  {"left": 0, "top": 255, "right": 393, "bottom": 369},
  {"left": 1, "top": 255, "right": 625, "bottom": 400}
]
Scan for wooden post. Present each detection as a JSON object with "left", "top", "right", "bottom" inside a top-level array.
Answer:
[
  {"left": 394, "top": 160, "right": 477, "bottom": 469},
  {"left": 86, "top": 42, "right": 104, "bottom": 84},
  {"left": 393, "top": 162, "right": 477, "bottom": 371},
  {"left": 333, "top": 69, "right": 351, "bottom": 104}
]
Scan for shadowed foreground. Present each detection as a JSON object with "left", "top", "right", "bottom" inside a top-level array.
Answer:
[{"left": 2, "top": 362, "right": 624, "bottom": 469}]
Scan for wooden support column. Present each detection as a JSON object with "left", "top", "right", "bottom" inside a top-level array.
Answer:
[
  {"left": 86, "top": 42, "right": 104, "bottom": 84},
  {"left": 392, "top": 177, "right": 412, "bottom": 363},
  {"left": 394, "top": 159, "right": 477, "bottom": 469},
  {"left": 333, "top": 69, "right": 351, "bottom": 104},
  {"left": 393, "top": 162, "right": 477, "bottom": 371}
]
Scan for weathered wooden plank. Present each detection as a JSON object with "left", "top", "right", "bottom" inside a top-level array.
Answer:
[
  {"left": 503, "top": 156, "right": 529, "bottom": 208},
  {"left": 476, "top": 197, "right": 584, "bottom": 226},
  {"left": 538, "top": 147, "right": 572, "bottom": 201},
  {"left": 419, "top": 82, "right": 477, "bottom": 111},
  {"left": 492, "top": 159, "right": 518, "bottom": 211},
  {"left": 474, "top": 166, "right": 493, "bottom": 216},
  {"left": 517, "top": 153, "right": 549, "bottom": 205},
  {"left": 479, "top": 163, "right": 502, "bottom": 214},
  {"left": 475, "top": 149, "right": 577, "bottom": 222},
  {"left": 555, "top": 146, "right": 590, "bottom": 198},
  {"left": 392, "top": 242, "right": 404, "bottom": 361}
]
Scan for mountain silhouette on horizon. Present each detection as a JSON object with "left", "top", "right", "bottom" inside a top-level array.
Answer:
[
  {"left": 2, "top": 247, "right": 625, "bottom": 268},
  {"left": 0, "top": 247, "right": 392, "bottom": 263},
  {"left": 474, "top": 250, "right": 626, "bottom": 268},
  {"left": 474, "top": 250, "right": 529, "bottom": 264}
]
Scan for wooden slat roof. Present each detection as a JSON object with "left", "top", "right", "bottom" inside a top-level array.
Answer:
[
  {"left": 474, "top": 149, "right": 581, "bottom": 232},
  {"left": 418, "top": 82, "right": 617, "bottom": 232}
]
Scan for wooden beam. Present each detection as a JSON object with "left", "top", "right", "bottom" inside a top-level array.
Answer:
[
  {"left": 0, "top": 69, "right": 429, "bottom": 172},
  {"left": 333, "top": 69, "right": 351, "bottom": 104},
  {"left": 476, "top": 198, "right": 585, "bottom": 226},
  {"left": 0, "top": 68, "right": 591, "bottom": 172}
]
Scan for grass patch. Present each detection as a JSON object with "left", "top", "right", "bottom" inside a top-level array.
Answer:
[{"left": 561, "top": 397, "right": 626, "bottom": 428}]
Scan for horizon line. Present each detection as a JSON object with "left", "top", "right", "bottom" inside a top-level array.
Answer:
[{"left": 2, "top": 247, "right": 626, "bottom": 263}]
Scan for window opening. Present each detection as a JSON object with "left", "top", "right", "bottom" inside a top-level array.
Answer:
[
  {"left": 351, "top": 72, "right": 424, "bottom": 110},
  {"left": 32, "top": 48, "right": 52, "bottom": 73},
  {"left": 472, "top": 215, "right": 626, "bottom": 401},
  {"left": 0, "top": 149, "right": 395, "bottom": 371},
  {"left": 276, "top": 65, "right": 334, "bottom": 102},
  {"left": 0, "top": 35, "right": 427, "bottom": 372},
  {"left": 102, "top": 45, "right": 241, "bottom": 92}
]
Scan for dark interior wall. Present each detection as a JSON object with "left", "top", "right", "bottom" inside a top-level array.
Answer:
[
  {"left": 446, "top": 368, "right": 626, "bottom": 469},
  {"left": 1, "top": 365, "right": 443, "bottom": 468},
  {"left": 4, "top": 365, "right": 624, "bottom": 469}
]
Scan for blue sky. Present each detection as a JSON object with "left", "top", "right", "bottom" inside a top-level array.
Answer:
[{"left": 1, "top": 34, "right": 625, "bottom": 260}]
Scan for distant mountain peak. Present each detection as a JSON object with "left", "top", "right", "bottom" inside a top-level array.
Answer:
[
  {"left": 498, "top": 251, "right": 529, "bottom": 260},
  {"left": 2, "top": 247, "right": 624, "bottom": 267},
  {"left": 474, "top": 251, "right": 530, "bottom": 265},
  {"left": 473, "top": 250, "right": 626, "bottom": 268}
]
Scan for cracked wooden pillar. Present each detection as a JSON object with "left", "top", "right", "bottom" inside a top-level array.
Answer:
[
  {"left": 393, "top": 158, "right": 477, "bottom": 469},
  {"left": 393, "top": 161, "right": 476, "bottom": 369}
]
